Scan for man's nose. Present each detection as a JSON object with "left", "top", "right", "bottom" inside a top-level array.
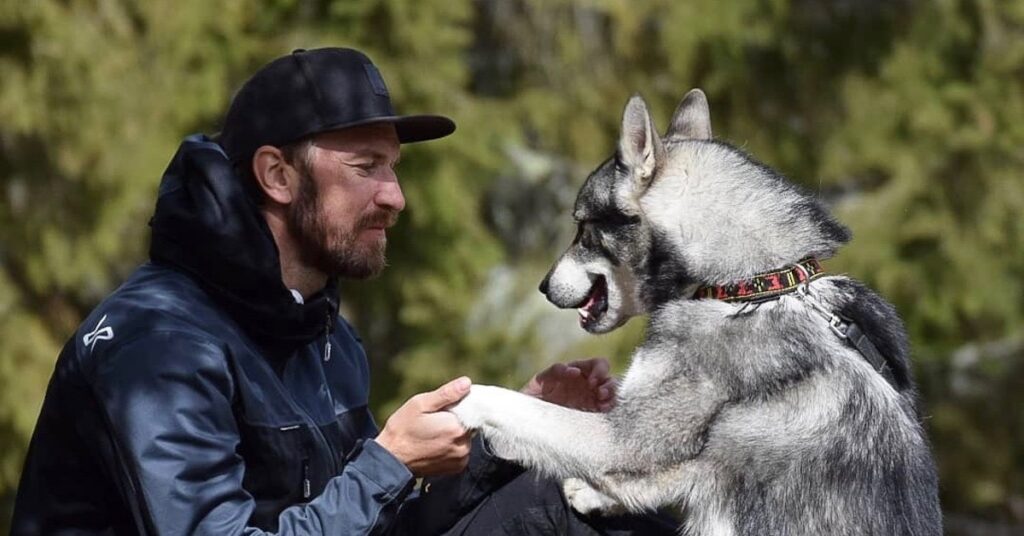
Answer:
[{"left": 376, "top": 174, "right": 406, "bottom": 212}]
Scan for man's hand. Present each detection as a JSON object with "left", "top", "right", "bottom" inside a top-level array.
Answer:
[
  {"left": 376, "top": 377, "right": 473, "bottom": 477},
  {"left": 521, "top": 358, "right": 616, "bottom": 412}
]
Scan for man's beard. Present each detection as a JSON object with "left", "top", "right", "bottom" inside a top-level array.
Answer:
[{"left": 287, "top": 171, "right": 398, "bottom": 279}]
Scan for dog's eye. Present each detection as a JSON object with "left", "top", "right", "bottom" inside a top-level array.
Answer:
[
  {"left": 592, "top": 213, "right": 640, "bottom": 227},
  {"left": 573, "top": 222, "right": 600, "bottom": 248},
  {"left": 606, "top": 214, "right": 641, "bottom": 226}
]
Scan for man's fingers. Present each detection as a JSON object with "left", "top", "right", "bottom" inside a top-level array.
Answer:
[
  {"left": 538, "top": 363, "right": 572, "bottom": 381},
  {"left": 565, "top": 358, "right": 595, "bottom": 372},
  {"left": 454, "top": 438, "right": 471, "bottom": 458},
  {"left": 454, "top": 431, "right": 473, "bottom": 446},
  {"left": 589, "top": 358, "right": 610, "bottom": 380},
  {"left": 572, "top": 358, "right": 610, "bottom": 387},
  {"left": 562, "top": 366, "right": 582, "bottom": 379},
  {"left": 568, "top": 358, "right": 610, "bottom": 381},
  {"left": 598, "top": 377, "right": 617, "bottom": 395},
  {"left": 446, "top": 434, "right": 473, "bottom": 473},
  {"left": 419, "top": 376, "right": 472, "bottom": 412}
]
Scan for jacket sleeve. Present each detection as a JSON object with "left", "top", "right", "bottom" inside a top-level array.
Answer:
[{"left": 89, "top": 331, "right": 414, "bottom": 535}]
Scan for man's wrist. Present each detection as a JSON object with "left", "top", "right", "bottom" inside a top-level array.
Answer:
[{"left": 374, "top": 429, "right": 400, "bottom": 462}]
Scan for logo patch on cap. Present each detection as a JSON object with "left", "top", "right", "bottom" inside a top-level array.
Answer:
[{"left": 363, "top": 63, "right": 390, "bottom": 97}]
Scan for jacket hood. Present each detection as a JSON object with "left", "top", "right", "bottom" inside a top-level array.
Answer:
[{"left": 149, "top": 134, "right": 337, "bottom": 349}]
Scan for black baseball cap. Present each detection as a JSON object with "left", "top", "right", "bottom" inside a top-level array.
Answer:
[{"left": 218, "top": 47, "right": 456, "bottom": 164}]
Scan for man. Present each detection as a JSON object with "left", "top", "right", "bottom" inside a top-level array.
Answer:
[{"left": 12, "top": 47, "right": 671, "bottom": 535}]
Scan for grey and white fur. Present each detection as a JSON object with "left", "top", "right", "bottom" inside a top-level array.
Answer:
[{"left": 451, "top": 89, "right": 941, "bottom": 535}]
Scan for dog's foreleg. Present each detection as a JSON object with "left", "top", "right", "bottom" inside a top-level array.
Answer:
[
  {"left": 451, "top": 385, "right": 621, "bottom": 481},
  {"left": 451, "top": 383, "right": 727, "bottom": 516},
  {"left": 562, "top": 478, "right": 627, "bottom": 516},
  {"left": 592, "top": 463, "right": 697, "bottom": 513},
  {"left": 566, "top": 462, "right": 709, "bottom": 518}
]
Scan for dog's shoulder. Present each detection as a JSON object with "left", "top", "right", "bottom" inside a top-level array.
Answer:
[{"left": 822, "top": 277, "right": 916, "bottom": 396}]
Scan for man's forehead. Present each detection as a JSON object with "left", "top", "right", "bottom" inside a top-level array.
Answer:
[{"left": 312, "top": 123, "right": 400, "bottom": 156}]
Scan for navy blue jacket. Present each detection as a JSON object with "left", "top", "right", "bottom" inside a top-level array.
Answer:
[{"left": 12, "top": 136, "right": 513, "bottom": 534}]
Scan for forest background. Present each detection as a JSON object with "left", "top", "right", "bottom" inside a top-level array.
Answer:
[{"left": 1, "top": 0, "right": 1022, "bottom": 534}]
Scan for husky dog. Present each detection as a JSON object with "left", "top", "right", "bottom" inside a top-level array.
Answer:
[{"left": 451, "top": 90, "right": 942, "bottom": 535}]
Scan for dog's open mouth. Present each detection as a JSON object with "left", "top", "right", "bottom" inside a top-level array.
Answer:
[{"left": 577, "top": 276, "right": 609, "bottom": 328}]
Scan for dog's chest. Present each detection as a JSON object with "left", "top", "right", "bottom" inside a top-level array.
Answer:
[{"left": 617, "top": 350, "right": 679, "bottom": 401}]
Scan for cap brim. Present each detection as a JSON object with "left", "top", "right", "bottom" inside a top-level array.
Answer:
[
  {"left": 392, "top": 115, "right": 457, "bottom": 143},
  {"left": 312, "top": 114, "right": 455, "bottom": 144}
]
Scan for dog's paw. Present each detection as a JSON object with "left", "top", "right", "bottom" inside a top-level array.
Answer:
[
  {"left": 563, "top": 478, "right": 626, "bottom": 516},
  {"left": 448, "top": 386, "right": 487, "bottom": 429}
]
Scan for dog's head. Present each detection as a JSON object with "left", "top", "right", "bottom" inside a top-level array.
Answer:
[{"left": 540, "top": 89, "right": 850, "bottom": 333}]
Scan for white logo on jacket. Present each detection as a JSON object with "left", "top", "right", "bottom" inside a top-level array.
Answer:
[{"left": 83, "top": 314, "right": 114, "bottom": 352}]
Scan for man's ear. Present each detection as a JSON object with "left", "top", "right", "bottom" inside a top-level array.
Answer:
[
  {"left": 619, "top": 94, "right": 664, "bottom": 192},
  {"left": 252, "top": 145, "right": 295, "bottom": 205}
]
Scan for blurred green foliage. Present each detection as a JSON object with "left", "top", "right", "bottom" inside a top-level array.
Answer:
[{"left": 1, "top": 0, "right": 1022, "bottom": 532}]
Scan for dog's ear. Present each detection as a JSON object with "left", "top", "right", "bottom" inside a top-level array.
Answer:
[
  {"left": 667, "top": 89, "right": 712, "bottom": 140},
  {"left": 619, "top": 94, "right": 664, "bottom": 190}
]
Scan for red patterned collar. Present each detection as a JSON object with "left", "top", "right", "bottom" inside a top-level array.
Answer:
[{"left": 693, "top": 258, "right": 825, "bottom": 303}]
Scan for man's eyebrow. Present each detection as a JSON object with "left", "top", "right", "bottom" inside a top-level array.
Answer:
[
  {"left": 336, "top": 151, "right": 399, "bottom": 169},
  {"left": 353, "top": 150, "right": 401, "bottom": 165}
]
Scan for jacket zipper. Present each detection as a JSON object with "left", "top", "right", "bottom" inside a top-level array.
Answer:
[
  {"left": 284, "top": 309, "right": 340, "bottom": 500},
  {"left": 317, "top": 311, "right": 338, "bottom": 472},
  {"left": 301, "top": 458, "right": 312, "bottom": 499},
  {"left": 323, "top": 310, "right": 332, "bottom": 362},
  {"left": 294, "top": 311, "right": 340, "bottom": 485}
]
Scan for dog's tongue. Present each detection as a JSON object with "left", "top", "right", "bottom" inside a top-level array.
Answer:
[{"left": 579, "top": 277, "right": 607, "bottom": 319}]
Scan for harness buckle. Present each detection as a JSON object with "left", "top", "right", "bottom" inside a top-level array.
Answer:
[
  {"left": 828, "top": 315, "right": 848, "bottom": 339},
  {"left": 794, "top": 279, "right": 849, "bottom": 340}
]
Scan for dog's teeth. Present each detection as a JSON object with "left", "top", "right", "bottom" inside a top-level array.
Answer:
[{"left": 578, "top": 308, "right": 590, "bottom": 319}]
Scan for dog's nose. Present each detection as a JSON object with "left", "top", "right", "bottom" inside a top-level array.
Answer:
[{"left": 538, "top": 273, "right": 551, "bottom": 295}]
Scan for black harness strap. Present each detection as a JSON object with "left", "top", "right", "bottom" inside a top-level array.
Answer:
[{"left": 843, "top": 320, "right": 897, "bottom": 388}]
